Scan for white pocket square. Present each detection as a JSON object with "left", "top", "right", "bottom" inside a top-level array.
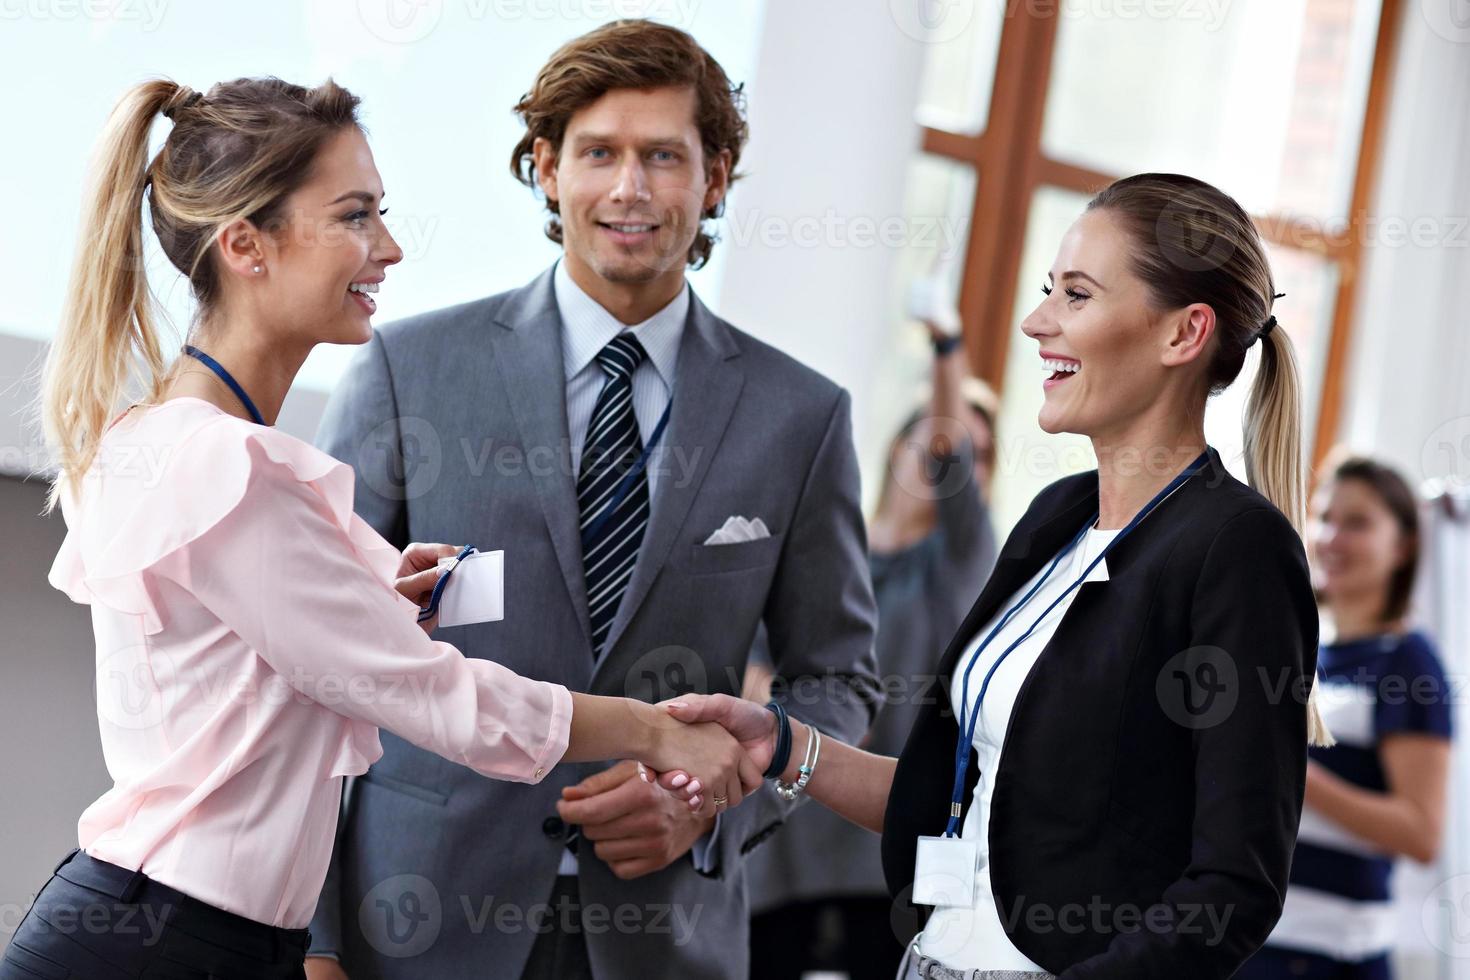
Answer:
[{"left": 703, "top": 515, "right": 770, "bottom": 546}]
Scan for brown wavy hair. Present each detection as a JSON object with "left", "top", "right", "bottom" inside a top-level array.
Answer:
[{"left": 509, "top": 19, "right": 748, "bottom": 270}]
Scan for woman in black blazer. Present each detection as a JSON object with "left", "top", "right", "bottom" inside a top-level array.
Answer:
[{"left": 661, "top": 173, "right": 1331, "bottom": 979}]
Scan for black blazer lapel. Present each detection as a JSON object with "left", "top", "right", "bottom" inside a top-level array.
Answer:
[{"left": 935, "top": 476, "right": 1101, "bottom": 683}]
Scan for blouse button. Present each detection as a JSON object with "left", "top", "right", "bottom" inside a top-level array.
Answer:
[{"left": 534, "top": 767, "right": 545, "bottom": 779}]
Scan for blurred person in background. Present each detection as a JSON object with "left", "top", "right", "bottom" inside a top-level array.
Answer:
[
  {"left": 1239, "top": 455, "right": 1453, "bottom": 980},
  {"left": 744, "top": 307, "right": 1000, "bottom": 979}
]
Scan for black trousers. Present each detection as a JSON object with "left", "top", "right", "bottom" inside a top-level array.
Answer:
[
  {"left": 750, "top": 894, "right": 910, "bottom": 980},
  {"left": 0, "top": 849, "right": 310, "bottom": 980}
]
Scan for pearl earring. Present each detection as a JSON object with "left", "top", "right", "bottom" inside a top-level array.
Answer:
[{"left": 252, "top": 265, "right": 263, "bottom": 274}]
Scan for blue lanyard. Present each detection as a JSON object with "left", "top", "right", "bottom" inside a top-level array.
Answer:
[
  {"left": 182, "top": 345, "right": 266, "bottom": 426},
  {"left": 944, "top": 449, "right": 1210, "bottom": 836},
  {"left": 418, "top": 544, "right": 476, "bottom": 623},
  {"left": 579, "top": 402, "right": 672, "bottom": 548}
]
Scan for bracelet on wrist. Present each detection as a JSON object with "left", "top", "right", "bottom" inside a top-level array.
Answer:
[
  {"left": 775, "top": 725, "right": 821, "bottom": 801},
  {"left": 763, "top": 701, "right": 792, "bottom": 780},
  {"left": 932, "top": 333, "right": 963, "bottom": 357}
]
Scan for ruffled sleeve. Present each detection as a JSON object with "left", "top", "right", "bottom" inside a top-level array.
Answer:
[
  {"left": 48, "top": 412, "right": 389, "bottom": 635},
  {"left": 51, "top": 412, "right": 571, "bottom": 785}
]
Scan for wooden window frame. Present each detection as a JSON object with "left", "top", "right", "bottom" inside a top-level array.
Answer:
[{"left": 924, "top": 0, "right": 1405, "bottom": 472}]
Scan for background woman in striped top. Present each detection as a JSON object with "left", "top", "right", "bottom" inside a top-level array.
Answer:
[{"left": 1240, "top": 455, "right": 1453, "bottom": 979}]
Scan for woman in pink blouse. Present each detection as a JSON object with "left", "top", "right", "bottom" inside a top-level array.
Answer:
[{"left": 1, "top": 77, "right": 756, "bottom": 980}]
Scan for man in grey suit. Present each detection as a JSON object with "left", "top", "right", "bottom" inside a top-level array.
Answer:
[{"left": 304, "top": 19, "right": 879, "bottom": 980}]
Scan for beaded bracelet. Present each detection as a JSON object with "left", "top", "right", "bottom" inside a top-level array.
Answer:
[{"left": 775, "top": 725, "right": 821, "bottom": 801}]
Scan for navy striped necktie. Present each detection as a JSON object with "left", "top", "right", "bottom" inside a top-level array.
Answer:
[{"left": 578, "top": 333, "right": 651, "bottom": 658}]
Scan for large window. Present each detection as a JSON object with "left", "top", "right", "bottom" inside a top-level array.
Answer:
[{"left": 889, "top": 0, "right": 1400, "bottom": 530}]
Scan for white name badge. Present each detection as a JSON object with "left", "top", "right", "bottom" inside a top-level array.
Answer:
[
  {"left": 435, "top": 550, "right": 505, "bottom": 628},
  {"left": 912, "top": 835, "right": 981, "bottom": 908}
]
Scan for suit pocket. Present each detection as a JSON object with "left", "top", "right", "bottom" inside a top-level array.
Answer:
[
  {"left": 685, "top": 534, "right": 783, "bottom": 575},
  {"left": 359, "top": 769, "right": 448, "bottom": 807}
]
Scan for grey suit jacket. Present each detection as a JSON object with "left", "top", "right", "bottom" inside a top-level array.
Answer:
[{"left": 307, "top": 266, "right": 879, "bottom": 979}]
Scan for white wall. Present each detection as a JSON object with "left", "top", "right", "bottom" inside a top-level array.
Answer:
[{"left": 714, "top": 1, "right": 928, "bottom": 484}]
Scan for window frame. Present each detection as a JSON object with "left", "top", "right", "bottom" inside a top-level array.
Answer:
[{"left": 925, "top": 0, "right": 1405, "bottom": 472}]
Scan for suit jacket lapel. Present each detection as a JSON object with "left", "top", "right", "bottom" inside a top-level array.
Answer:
[
  {"left": 595, "top": 293, "right": 745, "bottom": 666},
  {"left": 487, "top": 269, "right": 595, "bottom": 653}
]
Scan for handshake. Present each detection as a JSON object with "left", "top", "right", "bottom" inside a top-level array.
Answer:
[
  {"left": 393, "top": 544, "right": 803, "bottom": 830},
  {"left": 638, "top": 693, "right": 790, "bottom": 815},
  {"left": 305, "top": 551, "right": 812, "bottom": 980}
]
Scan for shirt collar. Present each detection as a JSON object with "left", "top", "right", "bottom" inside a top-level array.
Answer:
[{"left": 554, "top": 259, "right": 688, "bottom": 387}]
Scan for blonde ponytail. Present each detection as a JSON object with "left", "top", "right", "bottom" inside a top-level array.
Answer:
[
  {"left": 40, "top": 79, "right": 185, "bottom": 514},
  {"left": 1244, "top": 322, "right": 1334, "bottom": 747},
  {"left": 39, "top": 75, "right": 364, "bottom": 515},
  {"left": 1243, "top": 323, "right": 1305, "bottom": 534}
]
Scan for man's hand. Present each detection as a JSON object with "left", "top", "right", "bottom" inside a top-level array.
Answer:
[
  {"left": 304, "top": 956, "right": 349, "bottom": 980},
  {"left": 557, "top": 761, "right": 717, "bottom": 880},
  {"left": 395, "top": 543, "right": 460, "bottom": 634}
]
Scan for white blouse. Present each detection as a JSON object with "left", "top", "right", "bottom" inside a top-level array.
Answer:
[{"left": 920, "top": 525, "right": 1119, "bottom": 971}]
